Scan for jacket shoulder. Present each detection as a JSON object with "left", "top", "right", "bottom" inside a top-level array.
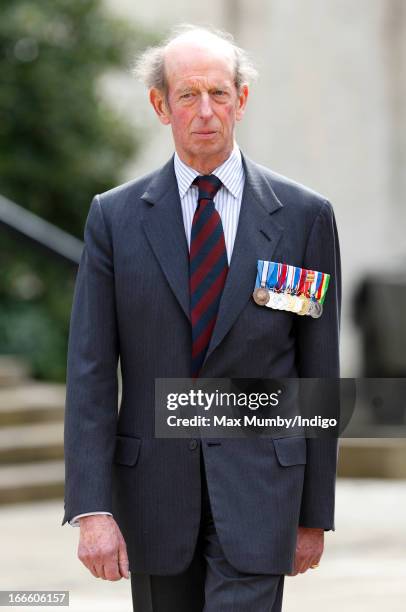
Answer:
[
  {"left": 96, "top": 166, "right": 161, "bottom": 210},
  {"left": 253, "top": 161, "right": 333, "bottom": 216}
]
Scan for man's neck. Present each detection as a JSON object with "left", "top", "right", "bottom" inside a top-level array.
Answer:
[{"left": 176, "top": 145, "right": 236, "bottom": 175}]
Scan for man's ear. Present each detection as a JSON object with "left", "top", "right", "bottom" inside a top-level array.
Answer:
[
  {"left": 235, "top": 84, "right": 249, "bottom": 122},
  {"left": 149, "top": 88, "right": 171, "bottom": 125}
]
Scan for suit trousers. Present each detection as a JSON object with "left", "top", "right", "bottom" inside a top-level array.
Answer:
[{"left": 130, "top": 445, "right": 285, "bottom": 612}]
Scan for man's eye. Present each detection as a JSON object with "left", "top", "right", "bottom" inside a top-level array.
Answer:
[
  {"left": 181, "top": 93, "right": 193, "bottom": 99},
  {"left": 213, "top": 90, "right": 225, "bottom": 96}
]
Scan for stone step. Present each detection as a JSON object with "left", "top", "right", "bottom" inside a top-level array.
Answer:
[
  {"left": 0, "top": 356, "right": 31, "bottom": 387},
  {"left": 0, "top": 460, "right": 64, "bottom": 504},
  {"left": 338, "top": 438, "right": 406, "bottom": 478},
  {"left": 0, "top": 422, "right": 63, "bottom": 464},
  {"left": 0, "top": 429, "right": 404, "bottom": 506},
  {"left": 0, "top": 383, "right": 65, "bottom": 426}
]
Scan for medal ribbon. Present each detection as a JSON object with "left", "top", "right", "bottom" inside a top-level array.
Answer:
[
  {"left": 285, "top": 265, "right": 295, "bottom": 293},
  {"left": 315, "top": 272, "right": 330, "bottom": 304},
  {"left": 267, "top": 261, "right": 278, "bottom": 290},
  {"left": 310, "top": 271, "right": 322, "bottom": 301},
  {"left": 303, "top": 270, "right": 315, "bottom": 297},
  {"left": 257, "top": 261, "right": 331, "bottom": 305},
  {"left": 275, "top": 263, "right": 288, "bottom": 292},
  {"left": 292, "top": 266, "right": 301, "bottom": 295},
  {"left": 259, "top": 260, "right": 269, "bottom": 288},
  {"left": 297, "top": 267, "right": 307, "bottom": 295}
]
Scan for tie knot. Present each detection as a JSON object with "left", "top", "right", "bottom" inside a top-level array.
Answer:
[{"left": 193, "top": 175, "right": 223, "bottom": 202}]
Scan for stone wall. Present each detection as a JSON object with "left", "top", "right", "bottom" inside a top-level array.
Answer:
[{"left": 103, "top": 0, "right": 406, "bottom": 375}]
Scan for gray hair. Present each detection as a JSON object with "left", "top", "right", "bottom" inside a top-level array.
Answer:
[{"left": 132, "top": 23, "right": 258, "bottom": 96}]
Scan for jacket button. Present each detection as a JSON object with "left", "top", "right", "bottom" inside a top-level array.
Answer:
[{"left": 189, "top": 439, "right": 198, "bottom": 450}]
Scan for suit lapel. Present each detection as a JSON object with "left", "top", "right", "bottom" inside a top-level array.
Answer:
[
  {"left": 201, "top": 153, "right": 285, "bottom": 368},
  {"left": 140, "top": 156, "right": 191, "bottom": 321}
]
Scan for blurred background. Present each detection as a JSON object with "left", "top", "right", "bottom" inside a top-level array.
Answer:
[{"left": 0, "top": 0, "right": 405, "bottom": 610}]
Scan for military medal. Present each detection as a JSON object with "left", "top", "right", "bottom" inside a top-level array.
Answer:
[
  {"left": 266, "top": 291, "right": 279, "bottom": 308},
  {"left": 288, "top": 267, "right": 303, "bottom": 312},
  {"left": 283, "top": 266, "right": 295, "bottom": 312},
  {"left": 308, "top": 300, "right": 323, "bottom": 318},
  {"left": 276, "top": 264, "right": 290, "bottom": 309},
  {"left": 256, "top": 261, "right": 278, "bottom": 308},
  {"left": 273, "top": 292, "right": 287, "bottom": 309},
  {"left": 291, "top": 267, "right": 305, "bottom": 314},
  {"left": 253, "top": 287, "right": 270, "bottom": 306},
  {"left": 291, "top": 295, "right": 304, "bottom": 313},
  {"left": 253, "top": 260, "right": 271, "bottom": 305},
  {"left": 295, "top": 269, "right": 309, "bottom": 315},
  {"left": 285, "top": 294, "right": 296, "bottom": 311},
  {"left": 253, "top": 260, "right": 330, "bottom": 318},
  {"left": 264, "top": 263, "right": 285, "bottom": 310},
  {"left": 314, "top": 271, "right": 330, "bottom": 316},
  {"left": 297, "top": 297, "right": 310, "bottom": 315},
  {"left": 307, "top": 271, "right": 328, "bottom": 318},
  {"left": 306, "top": 272, "right": 322, "bottom": 318}
]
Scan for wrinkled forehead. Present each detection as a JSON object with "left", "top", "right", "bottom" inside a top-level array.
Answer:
[{"left": 164, "top": 38, "right": 236, "bottom": 90}]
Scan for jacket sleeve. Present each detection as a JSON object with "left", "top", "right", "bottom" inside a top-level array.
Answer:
[
  {"left": 62, "top": 195, "right": 119, "bottom": 525},
  {"left": 295, "top": 199, "right": 341, "bottom": 530}
]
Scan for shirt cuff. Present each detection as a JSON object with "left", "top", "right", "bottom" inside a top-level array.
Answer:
[{"left": 69, "top": 512, "right": 113, "bottom": 527}]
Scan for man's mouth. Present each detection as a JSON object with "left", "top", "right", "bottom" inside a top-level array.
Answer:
[{"left": 193, "top": 131, "right": 217, "bottom": 136}]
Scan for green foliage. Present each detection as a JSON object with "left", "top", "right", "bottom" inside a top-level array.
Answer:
[{"left": 0, "top": 0, "right": 152, "bottom": 380}]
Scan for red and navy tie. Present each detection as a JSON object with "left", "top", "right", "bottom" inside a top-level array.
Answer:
[{"left": 189, "top": 175, "right": 229, "bottom": 377}]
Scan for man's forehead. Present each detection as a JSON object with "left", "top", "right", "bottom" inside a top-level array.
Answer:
[
  {"left": 164, "top": 39, "right": 235, "bottom": 84},
  {"left": 172, "top": 75, "right": 234, "bottom": 92}
]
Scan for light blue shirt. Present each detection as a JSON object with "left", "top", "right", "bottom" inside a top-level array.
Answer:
[{"left": 174, "top": 144, "right": 245, "bottom": 264}]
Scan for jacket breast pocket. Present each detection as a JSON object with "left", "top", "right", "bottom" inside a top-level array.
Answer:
[
  {"left": 272, "top": 436, "right": 307, "bottom": 466},
  {"left": 114, "top": 435, "right": 141, "bottom": 466}
]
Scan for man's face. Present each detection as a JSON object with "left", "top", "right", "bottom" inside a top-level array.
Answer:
[{"left": 150, "top": 40, "right": 248, "bottom": 171}]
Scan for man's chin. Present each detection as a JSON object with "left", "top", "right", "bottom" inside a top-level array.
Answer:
[{"left": 191, "top": 139, "right": 223, "bottom": 155}]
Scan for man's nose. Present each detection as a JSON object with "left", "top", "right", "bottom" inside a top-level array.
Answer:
[{"left": 198, "top": 93, "right": 214, "bottom": 119}]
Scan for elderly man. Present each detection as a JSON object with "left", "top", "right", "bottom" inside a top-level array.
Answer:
[{"left": 63, "top": 24, "right": 341, "bottom": 612}]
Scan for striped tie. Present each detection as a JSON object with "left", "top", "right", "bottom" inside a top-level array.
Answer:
[{"left": 189, "top": 174, "right": 229, "bottom": 377}]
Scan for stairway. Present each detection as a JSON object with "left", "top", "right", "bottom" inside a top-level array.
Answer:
[
  {"left": 0, "top": 356, "right": 65, "bottom": 504},
  {"left": 1, "top": 354, "right": 406, "bottom": 506}
]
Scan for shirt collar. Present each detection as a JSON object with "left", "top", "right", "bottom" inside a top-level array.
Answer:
[{"left": 174, "top": 143, "right": 244, "bottom": 199}]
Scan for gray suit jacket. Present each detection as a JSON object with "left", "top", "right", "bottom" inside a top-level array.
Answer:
[{"left": 63, "top": 151, "right": 341, "bottom": 575}]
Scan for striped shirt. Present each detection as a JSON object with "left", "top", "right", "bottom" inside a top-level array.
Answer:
[{"left": 174, "top": 144, "right": 245, "bottom": 264}]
